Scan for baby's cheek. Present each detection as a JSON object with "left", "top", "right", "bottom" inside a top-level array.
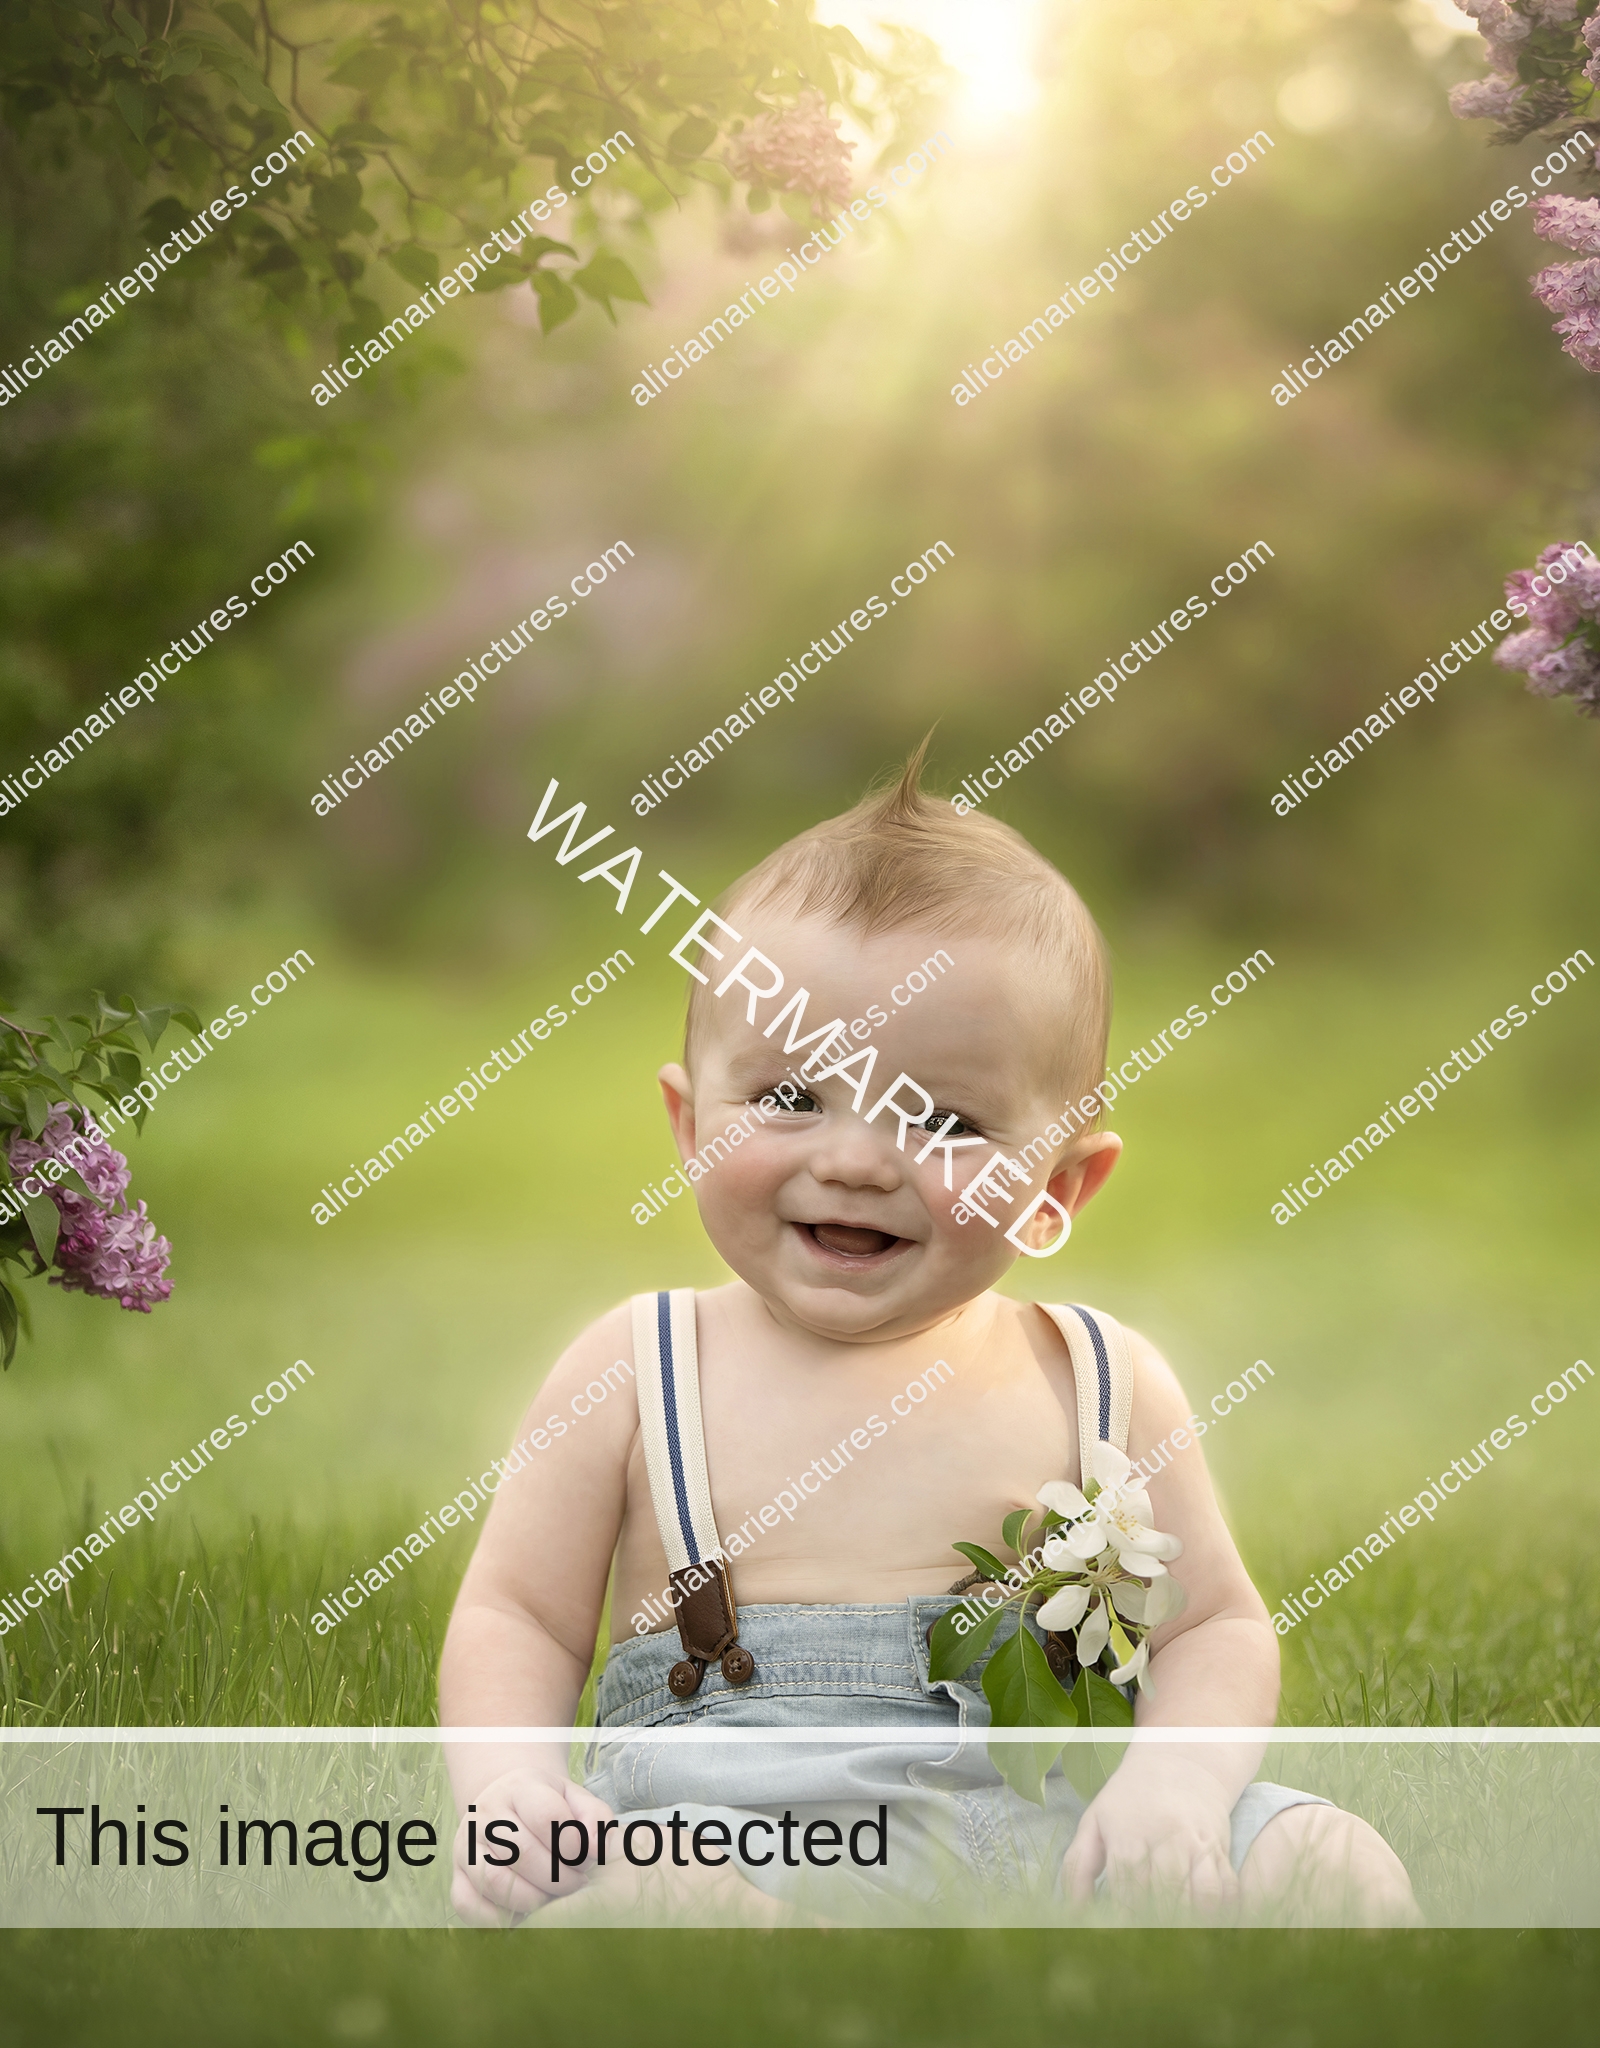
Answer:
[{"left": 696, "top": 1129, "right": 788, "bottom": 1225}]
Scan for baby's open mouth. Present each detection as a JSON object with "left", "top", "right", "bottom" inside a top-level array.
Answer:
[{"left": 803, "top": 1223, "right": 903, "bottom": 1259}]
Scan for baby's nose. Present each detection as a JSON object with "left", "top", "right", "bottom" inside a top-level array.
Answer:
[{"left": 807, "top": 1114, "right": 906, "bottom": 1191}]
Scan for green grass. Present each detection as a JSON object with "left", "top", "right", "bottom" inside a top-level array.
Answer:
[{"left": 0, "top": 1928, "right": 1595, "bottom": 2046}]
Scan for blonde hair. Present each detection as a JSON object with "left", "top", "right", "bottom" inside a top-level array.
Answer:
[{"left": 685, "top": 739, "right": 1112, "bottom": 1103}]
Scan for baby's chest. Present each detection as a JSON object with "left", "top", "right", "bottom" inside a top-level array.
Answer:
[{"left": 698, "top": 1373, "right": 1079, "bottom": 1542}]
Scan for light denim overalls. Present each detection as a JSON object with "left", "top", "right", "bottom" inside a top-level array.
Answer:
[{"left": 584, "top": 1291, "right": 1322, "bottom": 1915}]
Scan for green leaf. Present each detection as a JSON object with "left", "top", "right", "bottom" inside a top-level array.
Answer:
[
  {"left": 1001, "top": 1507, "right": 1035, "bottom": 1556},
  {"left": 23, "top": 1089, "right": 50, "bottom": 1139},
  {"left": 982, "top": 1626, "right": 1079, "bottom": 1730},
  {"left": 310, "top": 172, "right": 363, "bottom": 235},
  {"left": 1069, "top": 1666, "right": 1136, "bottom": 1728},
  {"left": 130, "top": 1003, "right": 173, "bottom": 1051},
  {"left": 385, "top": 242, "right": 439, "bottom": 289},
  {"left": 23, "top": 1195, "right": 59, "bottom": 1267},
  {"left": 928, "top": 1598, "right": 1004, "bottom": 1681},
  {"left": 213, "top": 1, "right": 257, "bottom": 45},
  {"left": 332, "top": 122, "right": 396, "bottom": 145},
  {"left": 0, "top": 1281, "right": 17, "bottom": 1370},
  {"left": 112, "top": 82, "right": 151, "bottom": 142},
  {"left": 111, "top": 3, "right": 145, "bottom": 48},
  {"left": 953, "top": 1541, "right": 1009, "bottom": 1581},
  {"left": 328, "top": 48, "right": 399, "bottom": 93},
  {"left": 981, "top": 1630, "right": 1076, "bottom": 1806},
  {"left": 140, "top": 197, "right": 193, "bottom": 238},
  {"left": 668, "top": 114, "right": 718, "bottom": 158},
  {"left": 220, "top": 63, "right": 286, "bottom": 115},
  {"left": 524, "top": 237, "right": 577, "bottom": 265},
  {"left": 991, "top": 1736, "right": 1067, "bottom": 1808},
  {"left": 531, "top": 270, "right": 578, "bottom": 334},
  {"left": 570, "top": 251, "right": 647, "bottom": 322},
  {"left": 746, "top": 186, "right": 772, "bottom": 214}
]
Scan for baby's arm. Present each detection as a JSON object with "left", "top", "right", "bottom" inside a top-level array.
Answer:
[
  {"left": 1061, "top": 1327, "right": 1278, "bottom": 1906},
  {"left": 438, "top": 1300, "right": 638, "bottom": 1921}
]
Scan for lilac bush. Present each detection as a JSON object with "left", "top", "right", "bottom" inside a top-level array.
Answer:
[
  {"left": 1493, "top": 543, "right": 1600, "bottom": 712},
  {"left": 7, "top": 1104, "right": 172, "bottom": 1312},
  {"left": 0, "top": 995, "right": 190, "bottom": 1359}
]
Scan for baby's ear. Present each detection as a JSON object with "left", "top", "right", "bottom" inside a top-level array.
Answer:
[
  {"left": 658, "top": 1063, "right": 697, "bottom": 1161},
  {"left": 1047, "top": 1132, "right": 1122, "bottom": 1220}
]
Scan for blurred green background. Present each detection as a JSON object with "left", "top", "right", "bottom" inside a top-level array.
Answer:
[{"left": 2, "top": 0, "right": 1598, "bottom": 2030}]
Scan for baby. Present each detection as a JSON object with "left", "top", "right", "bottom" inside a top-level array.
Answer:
[{"left": 441, "top": 752, "right": 1417, "bottom": 1925}]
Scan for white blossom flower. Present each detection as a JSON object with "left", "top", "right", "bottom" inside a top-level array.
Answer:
[
  {"left": 1110, "top": 1572, "right": 1187, "bottom": 1631},
  {"left": 1108, "top": 1637, "right": 1149, "bottom": 1688},
  {"left": 1076, "top": 1595, "right": 1112, "bottom": 1666},
  {"left": 1036, "top": 1442, "right": 1184, "bottom": 1577},
  {"left": 1034, "top": 1581, "right": 1091, "bottom": 1632}
]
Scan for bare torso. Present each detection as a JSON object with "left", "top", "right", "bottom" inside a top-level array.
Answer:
[{"left": 609, "top": 1285, "right": 1084, "bottom": 1642}]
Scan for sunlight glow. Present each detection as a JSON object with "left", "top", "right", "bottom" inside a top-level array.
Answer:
[{"left": 821, "top": 0, "right": 1043, "bottom": 129}]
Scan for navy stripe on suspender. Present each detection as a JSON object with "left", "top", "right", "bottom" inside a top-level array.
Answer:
[
  {"left": 656, "top": 1290, "right": 701, "bottom": 1566},
  {"left": 1068, "top": 1304, "right": 1112, "bottom": 1444}
]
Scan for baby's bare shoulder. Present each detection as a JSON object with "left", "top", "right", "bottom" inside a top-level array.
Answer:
[{"left": 515, "top": 1296, "right": 640, "bottom": 1433}]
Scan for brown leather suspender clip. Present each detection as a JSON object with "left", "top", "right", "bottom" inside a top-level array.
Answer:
[{"left": 665, "top": 1556, "right": 756, "bottom": 1698}]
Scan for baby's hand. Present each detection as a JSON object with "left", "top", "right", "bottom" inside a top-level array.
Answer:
[
  {"left": 1061, "top": 1757, "right": 1237, "bottom": 1913},
  {"left": 450, "top": 1770, "right": 615, "bottom": 1925}
]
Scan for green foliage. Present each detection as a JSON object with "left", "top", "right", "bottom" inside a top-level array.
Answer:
[
  {"left": 1, "top": 0, "right": 925, "bottom": 355},
  {"left": 928, "top": 1597, "right": 1004, "bottom": 1681},
  {"left": 951, "top": 1540, "right": 1009, "bottom": 1580}
]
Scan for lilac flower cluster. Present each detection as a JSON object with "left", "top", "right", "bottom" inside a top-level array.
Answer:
[
  {"left": 7, "top": 1103, "right": 173, "bottom": 1311},
  {"left": 1447, "top": 0, "right": 1531, "bottom": 119},
  {"left": 1532, "top": 194, "right": 1600, "bottom": 366},
  {"left": 1447, "top": 0, "right": 1600, "bottom": 120},
  {"left": 725, "top": 91, "right": 855, "bottom": 216},
  {"left": 1493, "top": 541, "right": 1600, "bottom": 712}
]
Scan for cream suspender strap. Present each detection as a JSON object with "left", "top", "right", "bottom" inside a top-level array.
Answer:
[
  {"left": 1037, "top": 1302, "right": 1135, "bottom": 1466},
  {"left": 629, "top": 1289, "right": 754, "bottom": 1697}
]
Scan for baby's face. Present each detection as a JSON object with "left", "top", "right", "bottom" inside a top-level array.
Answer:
[{"left": 659, "top": 911, "right": 1119, "bottom": 1343}]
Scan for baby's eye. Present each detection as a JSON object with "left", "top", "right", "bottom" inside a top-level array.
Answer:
[
  {"left": 916, "top": 1109, "right": 981, "bottom": 1139},
  {"left": 765, "top": 1088, "right": 822, "bottom": 1115}
]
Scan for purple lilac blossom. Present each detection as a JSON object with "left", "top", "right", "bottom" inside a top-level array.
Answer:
[
  {"left": 1553, "top": 304, "right": 1600, "bottom": 369},
  {"left": 7, "top": 1103, "right": 172, "bottom": 1311},
  {"left": 1526, "top": 638, "right": 1600, "bottom": 699},
  {"left": 1586, "top": 10, "right": 1600, "bottom": 82},
  {"left": 1533, "top": 194, "right": 1600, "bottom": 257},
  {"left": 1505, "top": 566, "right": 1580, "bottom": 634},
  {"left": 1531, "top": 257, "right": 1600, "bottom": 312},
  {"left": 1535, "top": 539, "right": 1600, "bottom": 612},
  {"left": 1448, "top": 76, "right": 1527, "bottom": 117},
  {"left": 1493, "top": 626, "right": 1563, "bottom": 668},
  {"left": 725, "top": 91, "right": 855, "bottom": 215}
]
